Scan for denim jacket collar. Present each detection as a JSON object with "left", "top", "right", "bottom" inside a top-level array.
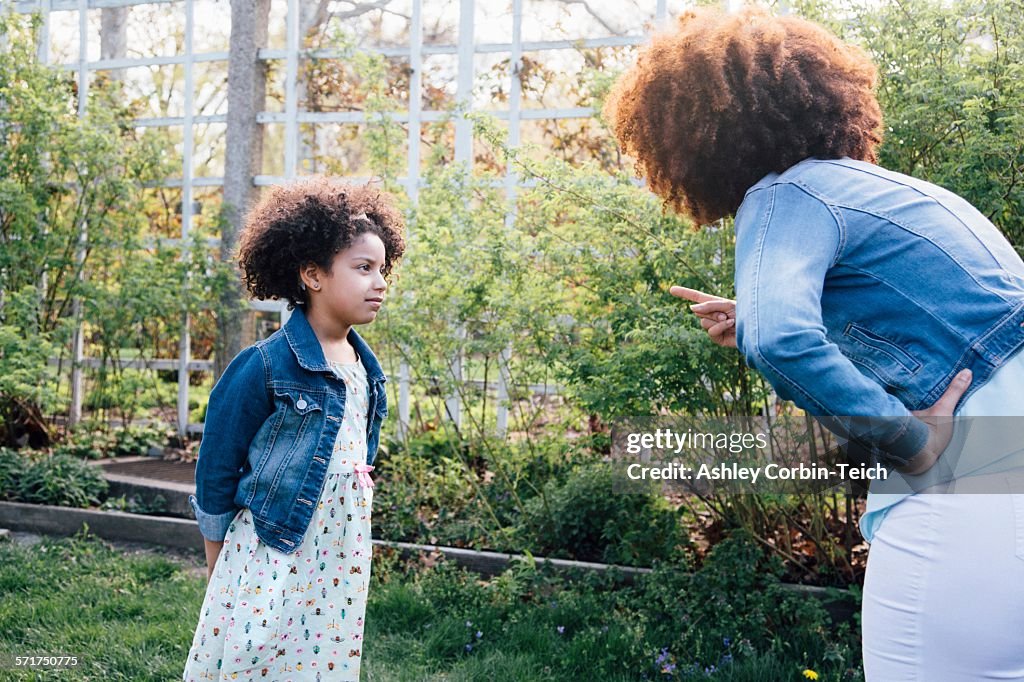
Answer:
[{"left": 282, "top": 306, "right": 387, "bottom": 383}]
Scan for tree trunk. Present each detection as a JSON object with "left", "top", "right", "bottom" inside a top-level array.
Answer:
[
  {"left": 99, "top": 7, "right": 128, "bottom": 82},
  {"left": 217, "top": 0, "right": 271, "bottom": 380}
]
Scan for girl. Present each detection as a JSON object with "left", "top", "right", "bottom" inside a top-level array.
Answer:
[
  {"left": 603, "top": 7, "right": 1024, "bottom": 679},
  {"left": 183, "top": 177, "right": 405, "bottom": 681}
]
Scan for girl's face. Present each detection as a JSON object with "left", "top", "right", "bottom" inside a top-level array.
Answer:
[{"left": 308, "top": 232, "right": 388, "bottom": 327}]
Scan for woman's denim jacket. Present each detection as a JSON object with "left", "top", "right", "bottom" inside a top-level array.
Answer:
[
  {"left": 734, "top": 158, "right": 1024, "bottom": 466},
  {"left": 188, "top": 306, "right": 388, "bottom": 553}
]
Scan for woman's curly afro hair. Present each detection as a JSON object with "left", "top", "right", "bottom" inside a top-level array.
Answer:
[
  {"left": 603, "top": 6, "right": 883, "bottom": 225},
  {"left": 237, "top": 177, "right": 406, "bottom": 309}
]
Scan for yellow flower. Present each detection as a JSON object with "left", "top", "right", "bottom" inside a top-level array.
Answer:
[{"left": 802, "top": 670, "right": 819, "bottom": 681}]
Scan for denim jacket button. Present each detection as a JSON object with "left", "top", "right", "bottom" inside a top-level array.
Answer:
[{"left": 296, "top": 398, "right": 308, "bottom": 410}]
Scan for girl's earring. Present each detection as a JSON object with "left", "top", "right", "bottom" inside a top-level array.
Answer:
[{"left": 312, "top": 283, "right": 320, "bottom": 291}]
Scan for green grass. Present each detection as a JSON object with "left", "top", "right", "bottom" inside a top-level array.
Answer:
[
  {"left": 0, "top": 529, "right": 205, "bottom": 681},
  {"left": 0, "top": 529, "right": 864, "bottom": 681}
]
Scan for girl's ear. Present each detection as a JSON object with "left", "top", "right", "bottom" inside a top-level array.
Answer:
[{"left": 299, "top": 263, "right": 322, "bottom": 292}]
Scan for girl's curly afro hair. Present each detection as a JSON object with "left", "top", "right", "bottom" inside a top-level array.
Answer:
[
  {"left": 603, "top": 6, "right": 883, "bottom": 225},
  {"left": 237, "top": 177, "right": 406, "bottom": 309}
]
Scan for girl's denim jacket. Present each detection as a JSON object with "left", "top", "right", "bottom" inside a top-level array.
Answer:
[
  {"left": 734, "top": 158, "right": 1024, "bottom": 466},
  {"left": 189, "top": 307, "right": 388, "bottom": 553}
]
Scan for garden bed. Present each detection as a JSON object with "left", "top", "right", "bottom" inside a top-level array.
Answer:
[
  {"left": 0, "top": 499, "right": 857, "bottom": 625},
  {"left": 0, "top": 525, "right": 865, "bottom": 681}
]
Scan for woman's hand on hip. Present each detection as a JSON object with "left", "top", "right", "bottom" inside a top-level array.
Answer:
[
  {"left": 899, "top": 369, "right": 973, "bottom": 475},
  {"left": 670, "top": 286, "right": 738, "bottom": 349}
]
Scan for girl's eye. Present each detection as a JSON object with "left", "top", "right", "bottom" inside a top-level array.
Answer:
[{"left": 358, "top": 264, "right": 370, "bottom": 271}]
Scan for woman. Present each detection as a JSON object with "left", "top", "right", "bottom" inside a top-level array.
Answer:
[{"left": 603, "top": 6, "right": 1024, "bottom": 678}]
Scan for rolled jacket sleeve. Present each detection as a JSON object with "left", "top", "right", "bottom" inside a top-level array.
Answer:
[
  {"left": 190, "top": 345, "right": 273, "bottom": 542},
  {"left": 734, "top": 183, "right": 930, "bottom": 466}
]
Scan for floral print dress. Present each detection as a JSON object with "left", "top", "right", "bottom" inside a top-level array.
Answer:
[{"left": 183, "top": 358, "right": 374, "bottom": 682}]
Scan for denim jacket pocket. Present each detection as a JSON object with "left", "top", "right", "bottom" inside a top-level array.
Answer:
[
  {"left": 257, "top": 388, "right": 325, "bottom": 515},
  {"left": 266, "top": 388, "right": 323, "bottom": 465},
  {"left": 842, "top": 322, "right": 923, "bottom": 388},
  {"left": 275, "top": 388, "right": 323, "bottom": 416}
]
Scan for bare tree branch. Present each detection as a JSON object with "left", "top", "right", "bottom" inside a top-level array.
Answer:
[
  {"left": 547, "top": 0, "right": 622, "bottom": 35},
  {"left": 329, "top": 0, "right": 409, "bottom": 25},
  {"left": 305, "top": 0, "right": 334, "bottom": 39}
]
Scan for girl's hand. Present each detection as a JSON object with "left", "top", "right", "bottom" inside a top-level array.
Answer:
[
  {"left": 899, "top": 369, "right": 973, "bottom": 475},
  {"left": 670, "top": 286, "right": 738, "bottom": 349}
]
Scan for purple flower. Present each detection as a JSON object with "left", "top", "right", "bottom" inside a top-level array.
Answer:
[
  {"left": 475, "top": 631, "right": 483, "bottom": 639},
  {"left": 556, "top": 625, "right": 565, "bottom": 635},
  {"left": 466, "top": 621, "right": 472, "bottom": 628},
  {"left": 661, "top": 663, "right": 676, "bottom": 674},
  {"left": 465, "top": 643, "right": 473, "bottom": 652},
  {"left": 722, "top": 637, "right": 731, "bottom": 647}
]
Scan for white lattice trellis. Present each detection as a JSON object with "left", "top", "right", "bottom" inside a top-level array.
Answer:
[{"left": 12, "top": 0, "right": 679, "bottom": 437}]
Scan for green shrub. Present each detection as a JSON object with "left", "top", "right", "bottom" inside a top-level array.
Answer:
[
  {"left": 395, "top": 428, "right": 474, "bottom": 466},
  {"left": 83, "top": 368, "right": 177, "bottom": 412},
  {"left": 11, "top": 453, "right": 108, "bottom": 507},
  {"left": 54, "top": 423, "right": 169, "bottom": 460},
  {"left": 0, "top": 447, "right": 27, "bottom": 500},
  {"left": 364, "top": 535, "right": 861, "bottom": 679},
  {"left": 374, "top": 431, "right": 479, "bottom": 545},
  {"left": 634, "top": 531, "right": 860, "bottom": 677},
  {"left": 517, "top": 463, "right": 688, "bottom": 566},
  {"left": 52, "top": 429, "right": 110, "bottom": 460},
  {"left": 110, "top": 424, "right": 169, "bottom": 457},
  {"left": 374, "top": 430, "right": 606, "bottom": 552}
]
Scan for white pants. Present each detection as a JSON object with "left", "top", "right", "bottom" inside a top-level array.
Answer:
[{"left": 862, "top": 491, "right": 1024, "bottom": 680}]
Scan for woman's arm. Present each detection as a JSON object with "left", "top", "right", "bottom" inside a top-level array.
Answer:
[
  {"left": 674, "top": 282, "right": 972, "bottom": 475},
  {"left": 729, "top": 183, "right": 932, "bottom": 465}
]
